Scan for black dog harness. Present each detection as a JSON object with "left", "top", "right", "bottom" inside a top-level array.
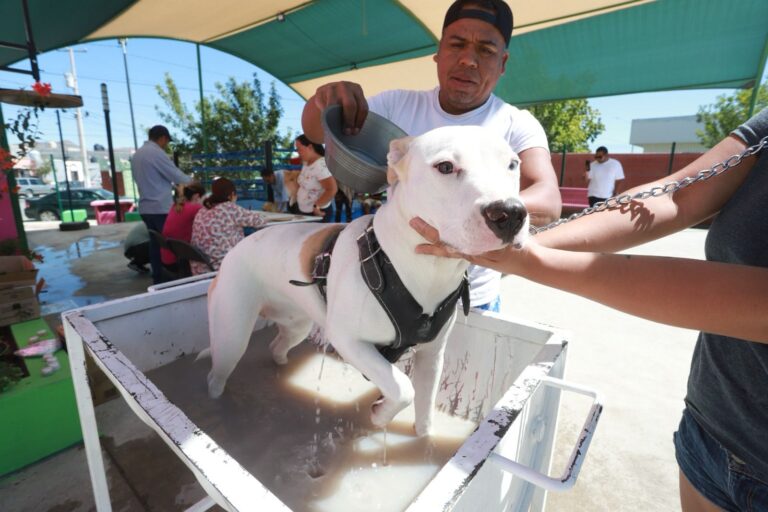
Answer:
[{"left": 290, "top": 220, "right": 469, "bottom": 363}]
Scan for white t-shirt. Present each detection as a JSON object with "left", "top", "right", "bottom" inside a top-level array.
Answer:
[
  {"left": 368, "top": 87, "right": 549, "bottom": 307},
  {"left": 587, "top": 158, "right": 624, "bottom": 198},
  {"left": 297, "top": 158, "right": 333, "bottom": 213}
]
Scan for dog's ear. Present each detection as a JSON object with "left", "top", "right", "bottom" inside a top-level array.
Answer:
[{"left": 387, "top": 136, "right": 413, "bottom": 185}]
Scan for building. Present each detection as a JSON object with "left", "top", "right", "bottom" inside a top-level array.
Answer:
[
  {"left": 10, "top": 140, "right": 135, "bottom": 193},
  {"left": 629, "top": 115, "right": 707, "bottom": 153}
]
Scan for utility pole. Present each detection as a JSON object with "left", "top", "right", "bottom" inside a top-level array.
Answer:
[
  {"left": 65, "top": 47, "right": 90, "bottom": 187},
  {"left": 119, "top": 39, "right": 139, "bottom": 151},
  {"left": 119, "top": 38, "right": 140, "bottom": 200}
]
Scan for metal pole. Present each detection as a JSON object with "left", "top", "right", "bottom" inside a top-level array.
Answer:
[
  {"left": 747, "top": 47, "right": 768, "bottom": 118},
  {"left": 101, "top": 83, "right": 122, "bottom": 222},
  {"left": 67, "top": 47, "right": 90, "bottom": 187},
  {"left": 20, "top": 0, "right": 40, "bottom": 82},
  {"left": 119, "top": 38, "right": 140, "bottom": 200},
  {"left": 559, "top": 147, "right": 566, "bottom": 186},
  {"left": 56, "top": 110, "right": 75, "bottom": 218},
  {"left": 50, "top": 154, "right": 63, "bottom": 214},
  {"left": 196, "top": 44, "right": 209, "bottom": 185}
]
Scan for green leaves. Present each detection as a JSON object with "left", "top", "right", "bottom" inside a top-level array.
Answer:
[
  {"left": 527, "top": 99, "right": 604, "bottom": 153},
  {"left": 696, "top": 85, "right": 768, "bottom": 149}
]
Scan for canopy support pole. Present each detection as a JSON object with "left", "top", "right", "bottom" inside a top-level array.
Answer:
[{"left": 747, "top": 35, "right": 768, "bottom": 118}]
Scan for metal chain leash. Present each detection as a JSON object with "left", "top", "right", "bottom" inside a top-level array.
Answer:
[{"left": 530, "top": 135, "right": 768, "bottom": 234}]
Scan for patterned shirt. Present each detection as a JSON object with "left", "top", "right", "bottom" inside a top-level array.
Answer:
[
  {"left": 297, "top": 158, "right": 333, "bottom": 213},
  {"left": 190, "top": 201, "right": 266, "bottom": 274}
]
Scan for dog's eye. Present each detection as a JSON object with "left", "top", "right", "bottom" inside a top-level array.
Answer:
[
  {"left": 509, "top": 159, "right": 520, "bottom": 172},
  {"left": 435, "top": 161, "right": 454, "bottom": 175}
]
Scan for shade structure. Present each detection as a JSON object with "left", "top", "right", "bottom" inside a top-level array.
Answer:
[{"left": 0, "top": 0, "right": 767, "bottom": 105}]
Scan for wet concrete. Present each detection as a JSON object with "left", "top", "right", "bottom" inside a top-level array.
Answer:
[{"left": 24, "top": 221, "right": 151, "bottom": 320}]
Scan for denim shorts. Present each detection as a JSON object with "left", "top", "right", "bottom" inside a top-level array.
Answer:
[{"left": 674, "top": 408, "right": 768, "bottom": 511}]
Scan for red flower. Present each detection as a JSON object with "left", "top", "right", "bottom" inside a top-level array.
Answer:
[
  {"left": 32, "top": 82, "right": 52, "bottom": 97},
  {"left": 0, "top": 148, "right": 14, "bottom": 170}
]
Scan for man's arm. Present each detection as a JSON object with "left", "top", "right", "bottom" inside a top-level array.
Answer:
[
  {"left": 517, "top": 146, "right": 562, "bottom": 226},
  {"left": 302, "top": 81, "right": 369, "bottom": 143}
]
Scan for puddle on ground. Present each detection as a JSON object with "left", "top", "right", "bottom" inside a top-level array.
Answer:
[{"left": 33, "top": 237, "right": 122, "bottom": 315}]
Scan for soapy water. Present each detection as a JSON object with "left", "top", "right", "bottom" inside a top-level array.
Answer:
[{"left": 146, "top": 333, "right": 477, "bottom": 512}]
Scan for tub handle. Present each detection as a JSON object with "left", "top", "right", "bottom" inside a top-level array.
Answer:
[{"left": 488, "top": 375, "right": 603, "bottom": 492}]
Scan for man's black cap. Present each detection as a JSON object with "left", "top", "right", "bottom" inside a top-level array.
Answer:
[
  {"left": 148, "top": 125, "right": 172, "bottom": 142},
  {"left": 443, "top": 0, "right": 513, "bottom": 46}
]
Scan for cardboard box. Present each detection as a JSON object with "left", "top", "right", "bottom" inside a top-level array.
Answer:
[
  {"left": 0, "top": 297, "right": 40, "bottom": 327},
  {"left": 0, "top": 256, "right": 37, "bottom": 290}
]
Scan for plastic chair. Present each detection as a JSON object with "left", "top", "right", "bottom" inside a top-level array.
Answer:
[
  {"left": 147, "top": 229, "right": 181, "bottom": 281},
  {"left": 165, "top": 238, "right": 215, "bottom": 278},
  {"left": 147, "top": 229, "right": 170, "bottom": 251}
]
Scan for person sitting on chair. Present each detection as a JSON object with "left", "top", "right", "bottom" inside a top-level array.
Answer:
[
  {"left": 161, "top": 182, "right": 206, "bottom": 268},
  {"left": 124, "top": 222, "right": 150, "bottom": 274},
  {"left": 191, "top": 177, "right": 266, "bottom": 274}
]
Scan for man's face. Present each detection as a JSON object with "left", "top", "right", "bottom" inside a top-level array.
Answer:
[
  {"left": 157, "top": 135, "right": 170, "bottom": 150},
  {"left": 594, "top": 151, "right": 608, "bottom": 163},
  {"left": 434, "top": 16, "right": 508, "bottom": 115}
]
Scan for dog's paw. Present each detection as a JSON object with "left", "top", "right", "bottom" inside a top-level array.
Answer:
[
  {"left": 268, "top": 337, "right": 289, "bottom": 365},
  {"left": 414, "top": 420, "right": 433, "bottom": 438},
  {"left": 271, "top": 352, "right": 289, "bottom": 365},
  {"left": 207, "top": 372, "right": 226, "bottom": 399},
  {"left": 370, "top": 395, "right": 409, "bottom": 428}
]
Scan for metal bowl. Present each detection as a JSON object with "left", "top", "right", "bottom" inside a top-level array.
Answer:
[{"left": 321, "top": 105, "right": 407, "bottom": 194}]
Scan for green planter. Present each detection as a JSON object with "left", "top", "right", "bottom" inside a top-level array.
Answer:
[{"left": 0, "top": 320, "right": 82, "bottom": 476}]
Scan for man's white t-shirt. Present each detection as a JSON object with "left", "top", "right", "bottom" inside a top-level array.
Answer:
[
  {"left": 297, "top": 158, "right": 333, "bottom": 213},
  {"left": 368, "top": 87, "right": 550, "bottom": 307},
  {"left": 587, "top": 158, "right": 624, "bottom": 198}
]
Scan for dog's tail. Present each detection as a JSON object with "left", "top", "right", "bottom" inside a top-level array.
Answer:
[{"left": 195, "top": 348, "right": 211, "bottom": 361}]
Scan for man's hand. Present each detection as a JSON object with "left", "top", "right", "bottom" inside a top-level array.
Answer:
[
  {"left": 313, "top": 81, "right": 368, "bottom": 135},
  {"left": 303, "top": 81, "right": 368, "bottom": 142}
]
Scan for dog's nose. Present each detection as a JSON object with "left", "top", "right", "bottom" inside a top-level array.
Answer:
[{"left": 482, "top": 199, "right": 527, "bottom": 243}]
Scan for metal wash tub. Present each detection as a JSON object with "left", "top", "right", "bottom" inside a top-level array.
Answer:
[{"left": 63, "top": 276, "right": 601, "bottom": 512}]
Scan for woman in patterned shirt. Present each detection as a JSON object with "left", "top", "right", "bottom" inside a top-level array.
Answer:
[{"left": 191, "top": 177, "right": 266, "bottom": 274}]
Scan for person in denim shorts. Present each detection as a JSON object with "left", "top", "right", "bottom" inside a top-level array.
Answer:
[{"left": 412, "top": 107, "right": 768, "bottom": 511}]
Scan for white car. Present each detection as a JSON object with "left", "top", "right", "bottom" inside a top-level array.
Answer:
[{"left": 16, "top": 177, "right": 56, "bottom": 197}]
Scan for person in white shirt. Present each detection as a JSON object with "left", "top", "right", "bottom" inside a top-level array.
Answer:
[
  {"left": 295, "top": 134, "right": 338, "bottom": 222},
  {"left": 301, "top": 0, "right": 561, "bottom": 311},
  {"left": 585, "top": 146, "right": 624, "bottom": 207}
]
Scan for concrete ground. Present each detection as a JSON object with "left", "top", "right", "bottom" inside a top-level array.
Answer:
[{"left": 0, "top": 219, "right": 704, "bottom": 511}]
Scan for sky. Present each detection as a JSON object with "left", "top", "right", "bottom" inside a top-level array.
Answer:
[{"left": 1, "top": 37, "right": 763, "bottom": 156}]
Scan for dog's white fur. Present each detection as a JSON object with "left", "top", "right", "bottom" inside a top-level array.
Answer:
[{"left": 205, "top": 125, "right": 528, "bottom": 436}]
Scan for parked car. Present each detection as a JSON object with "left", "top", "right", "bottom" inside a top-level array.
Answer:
[
  {"left": 24, "top": 188, "right": 131, "bottom": 221},
  {"left": 16, "top": 177, "right": 55, "bottom": 197}
]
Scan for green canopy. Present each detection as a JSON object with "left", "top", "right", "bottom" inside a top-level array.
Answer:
[{"left": 1, "top": 0, "right": 767, "bottom": 104}]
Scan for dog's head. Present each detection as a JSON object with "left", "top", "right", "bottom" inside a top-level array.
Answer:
[{"left": 387, "top": 125, "right": 528, "bottom": 254}]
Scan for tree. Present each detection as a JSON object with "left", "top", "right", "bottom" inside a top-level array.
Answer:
[
  {"left": 527, "top": 99, "right": 604, "bottom": 153},
  {"left": 155, "top": 73, "right": 294, "bottom": 152},
  {"left": 696, "top": 84, "right": 768, "bottom": 148},
  {"left": 155, "top": 73, "right": 295, "bottom": 179}
]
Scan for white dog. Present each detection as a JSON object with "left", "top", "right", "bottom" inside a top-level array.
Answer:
[{"left": 205, "top": 125, "right": 528, "bottom": 436}]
